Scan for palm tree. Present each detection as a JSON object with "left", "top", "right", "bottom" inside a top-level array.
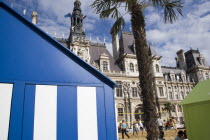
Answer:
[
  {"left": 91, "top": 0, "right": 183, "bottom": 139},
  {"left": 163, "top": 102, "right": 175, "bottom": 118}
]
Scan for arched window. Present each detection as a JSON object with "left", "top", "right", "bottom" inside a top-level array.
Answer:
[
  {"left": 156, "top": 64, "right": 159, "bottom": 72},
  {"left": 130, "top": 63, "right": 134, "bottom": 72},
  {"left": 103, "top": 61, "right": 108, "bottom": 71}
]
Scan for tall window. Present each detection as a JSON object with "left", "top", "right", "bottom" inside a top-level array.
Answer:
[
  {"left": 156, "top": 64, "right": 159, "bottom": 72},
  {"left": 116, "top": 81, "right": 123, "bottom": 97},
  {"left": 181, "top": 92, "right": 184, "bottom": 99},
  {"left": 103, "top": 61, "right": 108, "bottom": 71},
  {"left": 130, "top": 63, "right": 134, "bottom": 72},
  {"left": 118, "top": 108, "right": 124, "bottom": 116},
  {"left": 169, "top": 92, "right": 173, "bottom": 99},
  {"left": 159, "top": 87, "right": 164, "bottom": 96},
  {"left": 175, "top": 93, "right": 179, "bottom": 99},
  {"left": 132, "top": 87, "right": 138, "bottom": 97}
]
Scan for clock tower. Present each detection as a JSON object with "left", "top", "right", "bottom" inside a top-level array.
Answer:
[{"left": 69, "top": 0, "right": 86, "bottom": 44}]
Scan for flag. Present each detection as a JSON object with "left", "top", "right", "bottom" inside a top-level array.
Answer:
[{"left": 64, "top": 13, "right": 72, "bottom": 18}]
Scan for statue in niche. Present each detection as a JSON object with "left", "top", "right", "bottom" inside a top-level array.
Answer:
[{"left": 77, "top": 47, "right": 90, "bottom": 63}]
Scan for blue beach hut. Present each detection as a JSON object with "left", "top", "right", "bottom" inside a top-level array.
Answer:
[{"left": 0, "top": 2, "right": 117, "bottom": 140}]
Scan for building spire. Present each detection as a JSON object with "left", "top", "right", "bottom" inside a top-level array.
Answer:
[{"left": 69, "top": 0, "right": 86, "bottom": 43}]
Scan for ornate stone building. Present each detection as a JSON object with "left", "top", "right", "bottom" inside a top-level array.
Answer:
[{"left": 33, "top": 0, "right": 210, "bottom": 127}]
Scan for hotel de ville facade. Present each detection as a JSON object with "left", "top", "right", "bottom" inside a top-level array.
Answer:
[{"left": 32, "top": 0, "right": 210, "bottom": 127}]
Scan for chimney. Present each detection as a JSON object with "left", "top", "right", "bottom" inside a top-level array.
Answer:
[
  {"left": 32, "top": 11, "right": 38, "bottom": 24},
  {"left": 112, "top": 33, "right": 120, "bottom": 60},
  {"left": 176, "top": 49, "right": 186, "bottom": 70}
]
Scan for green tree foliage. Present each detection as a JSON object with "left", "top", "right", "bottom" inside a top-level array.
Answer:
[{"left": 163, "top": 102, "right": 175, "bottom": 117}]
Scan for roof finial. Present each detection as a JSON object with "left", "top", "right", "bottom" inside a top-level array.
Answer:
[
  {"left": 197, "top": 48, "right": 200, "bottom": 53},
  {"left": 23, "top": 8, "right": 26, "bottom": 16},
  {"left": 54, "top": 32, "right": 57, "bottom": 38},
  {"left": 62, "top": 32, "right": 65, "bottom": 39},
  {"left": 96, "top": 36, "right": 99, "bottom": 42}
]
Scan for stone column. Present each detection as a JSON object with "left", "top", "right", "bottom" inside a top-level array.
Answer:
[
  {"left": 123, "top": 96, "right": 128, "bottom": 124},
  {"left": 123, "top": 81, "right": 131, "bottom": 127},
  {"left": 128, "top": 94, "right": 132, "bottom": 128},
  {"left": 175, "top": 104, "right": 179, "bottom": 122}
]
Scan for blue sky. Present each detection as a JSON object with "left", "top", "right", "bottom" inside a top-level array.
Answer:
[{"left": 3, "top": 0, "right": 210, "bottom": 66}]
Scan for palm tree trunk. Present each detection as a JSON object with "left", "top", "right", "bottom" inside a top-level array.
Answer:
[{"left": 131, "top": 3, "right": 159, "bottom": 140}]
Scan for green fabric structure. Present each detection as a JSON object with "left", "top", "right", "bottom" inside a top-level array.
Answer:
[{"left": 180, "top": 79, "right": 210, "bottom": 140}]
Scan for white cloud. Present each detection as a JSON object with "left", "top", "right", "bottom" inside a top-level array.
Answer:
[
  {"left": 7, "top": 0, "right": 210, "bottom": 66},
  {"left": 146, "top": 0, "right": 210, "bottom": 66},
  {"left": 106, "top": 42, "right": 113, "bottom": 56}
]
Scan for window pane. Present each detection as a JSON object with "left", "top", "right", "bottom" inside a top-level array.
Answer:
[
  {"left": 118, "top": 108, "right": 123, "bottom": 116},
  {"left": 103, "top": 61, "right": 108, "bottom": 71},
  {"left": 159, "top": 87, "right": 164, "bottom": 96},
  {"left": 116, "top": 81, "right": 122, "bottom": 97},
  {"left": 130, "top": 63, "right": 134, "bottom": 72},
  {"left": 132, "top": 87, "right": 137, "bottom": 97}
]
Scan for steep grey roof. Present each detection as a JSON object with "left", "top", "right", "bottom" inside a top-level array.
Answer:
[
  {"left": 119, "top": 31, "right": 135, "bottom": 55},
  {"left": 89, "top": 43, "right": 121, "bottom": 72},
  {"left": 56, "top": 39, "right": 120, "bottom": 72},
  {"left": 185, "top": 49, "right": 209, "bottom": 68},
  {"left": 161, "top": 66, "right": 185, "bottom": 74},
  {"left": 148, "top": 45, "right": 158, "bottom": 56},
  {"left": 55, "top": 38, "right": 69, "bottom": 48}
]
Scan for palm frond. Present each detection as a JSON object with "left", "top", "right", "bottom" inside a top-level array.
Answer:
[
  {"left": 163, "top": 0, "right": 184, "bottom": 23},
  {"left": 149, "top": 0, "right": 183, "bottom": 23},
  {"left": 110, "top": 17, "right": 125, "bottom": 35},
  {"left": 100, "top": 7, "right": 120, "bottom": 19},
  {"left": 91, "top": 0, "right": 115, "bottom": 14},
  {"left": 149, "top": 0, "right": 163, "bottom": 5}
]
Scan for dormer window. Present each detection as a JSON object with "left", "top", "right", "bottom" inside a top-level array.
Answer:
[
  {"left": 130, "top": 63, "right": 134, "bottom": 72},
  {"left": 103, "top": 61, "right": 108, "bottom": 71},
  {"left": 100, "top": 53, "right": 109, "bottom": 71},
  {"left": 156, "top": 64, "right": 159, "bottom": 73}
]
